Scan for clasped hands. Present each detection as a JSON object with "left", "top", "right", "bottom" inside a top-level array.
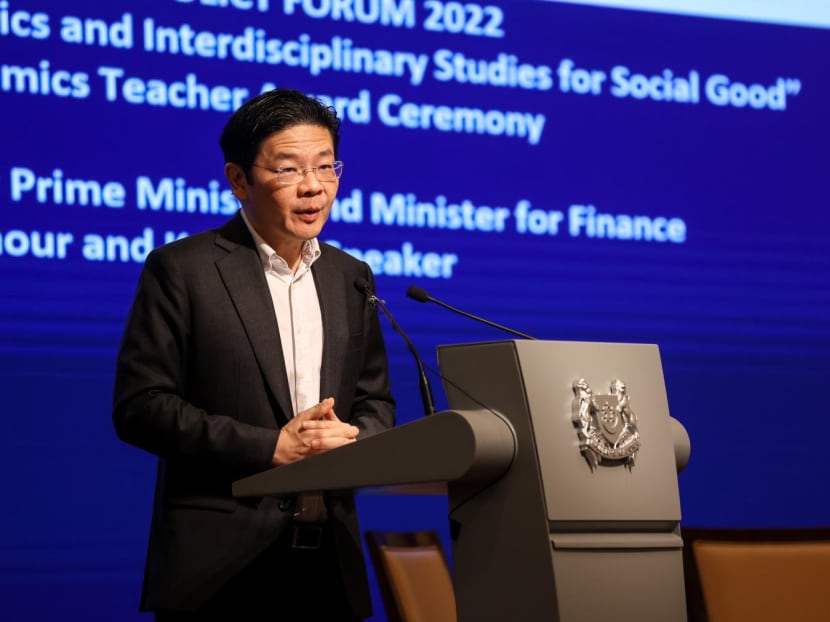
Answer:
[{"left": 272, "top": 397, "right": 359, "bottom": 466}]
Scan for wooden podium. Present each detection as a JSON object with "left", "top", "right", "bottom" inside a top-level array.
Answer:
[{"left": 233, "top": 340, "right": 691, "bottom": 621}]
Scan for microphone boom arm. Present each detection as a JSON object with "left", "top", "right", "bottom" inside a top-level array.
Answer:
[
  {"left": 374, "top": 302, "right": 437, "bottom": 416},
  {"left": 407, "top": 286, "right": 536, "bottom": 341}
]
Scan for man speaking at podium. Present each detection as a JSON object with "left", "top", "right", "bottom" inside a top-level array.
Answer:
[{"left": 113, "top": 88, "right": 395, "bottom": 620}]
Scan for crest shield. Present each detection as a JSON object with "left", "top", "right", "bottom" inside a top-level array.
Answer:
[
  {"left": 593, "top": 394, "right": 624, "bottom": 445},
  {"left": 572, "top": 378, "right": 641, "bottom": 470}
]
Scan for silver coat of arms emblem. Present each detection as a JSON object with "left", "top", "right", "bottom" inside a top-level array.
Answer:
[{"left": 572, "top": 378, "right": 640, "bottom": 470}]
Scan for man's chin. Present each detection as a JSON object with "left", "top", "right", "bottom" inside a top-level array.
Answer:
[{"left": 292, "top": 222, "right": 326, "bottom": 240}]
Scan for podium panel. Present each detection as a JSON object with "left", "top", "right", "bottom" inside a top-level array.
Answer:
[
  {"left": 520, "top": 340, "right": 680, "bottom": 523},
  {"left": 552, "top": 544, "right": 686, "bottom": 619},
  {"left": 437, "top": 340, "right": 688, "bottom": 621}
]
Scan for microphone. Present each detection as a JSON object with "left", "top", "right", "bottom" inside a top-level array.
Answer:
[
  {"left": 354, "top": 279, "right": 436, "bottom": 416},
  {"left": 406, "top": 285, "right": 537, "bottom": 340}
]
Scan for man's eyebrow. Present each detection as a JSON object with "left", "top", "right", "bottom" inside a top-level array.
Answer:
[{"left": 272, "top": 149, "right": 335, "bottom": 161}]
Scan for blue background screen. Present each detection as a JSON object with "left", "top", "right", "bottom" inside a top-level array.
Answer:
[{"left": 1, "top": 1, "right": 828, "bottom": 619}]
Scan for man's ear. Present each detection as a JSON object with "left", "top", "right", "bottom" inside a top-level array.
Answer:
[{"left": 224, "top": 162, "right": 249, "bottom": 201}]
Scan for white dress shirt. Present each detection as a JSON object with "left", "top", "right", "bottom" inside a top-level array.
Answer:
[{"left": 241, "top": 210, "right": 323, "bottom": 416}]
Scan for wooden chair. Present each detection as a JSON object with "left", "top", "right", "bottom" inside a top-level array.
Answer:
[
  {"left": 682, "top": 526, "right": 830, "bottom": 622},
  {"left": 364, "top": 530, "right": 458, "bottom": 622}
]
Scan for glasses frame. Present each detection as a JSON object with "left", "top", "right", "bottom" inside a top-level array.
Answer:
[{"left": 251, "top": 161, "right": 344, "bottom": 186}]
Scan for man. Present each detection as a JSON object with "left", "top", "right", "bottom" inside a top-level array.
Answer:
[{"left": 113, "top": 88, "right": 395, "bottom": 620}]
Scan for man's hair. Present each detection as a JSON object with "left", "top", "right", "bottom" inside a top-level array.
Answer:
[{"left": 220, "top": 88, "right": 341, "bottom": 179}]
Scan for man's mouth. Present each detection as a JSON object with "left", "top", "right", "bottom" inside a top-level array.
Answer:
[{"left": 296, "top": 207, "right": 322, "bottom": 222}]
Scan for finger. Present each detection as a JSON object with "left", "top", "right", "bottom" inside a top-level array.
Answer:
[
  {"left": 318, "top": 406, "right": 340, "bottom": 421},
  {"left": 301, "top": 421, "right": 359, "bottom": 437},
  {"left": 310, "top": 435, "right": 357, "bottom": 451},
  {"left": 297, "top": 397, "right": 335, "bottom": 421}
]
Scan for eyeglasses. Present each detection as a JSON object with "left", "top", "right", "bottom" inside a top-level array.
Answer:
[{"left": 252, "top": 161, "right": 344, "bottom": 186}]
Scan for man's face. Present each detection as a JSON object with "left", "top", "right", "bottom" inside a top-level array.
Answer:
[{"left": 225, "top": 124, "right": 338, "bottom": 254}]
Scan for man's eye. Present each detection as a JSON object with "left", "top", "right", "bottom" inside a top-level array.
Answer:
[
  {"left": 317, "top": 164, "right": 333, "bottom": 171},
  {"left": 278, "top": 167, "right": 298, "bottom": 175}
]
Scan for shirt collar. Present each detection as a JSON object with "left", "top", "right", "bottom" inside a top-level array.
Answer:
[{"left": 239, "top": 209, "right": 321, "bottom": 271}]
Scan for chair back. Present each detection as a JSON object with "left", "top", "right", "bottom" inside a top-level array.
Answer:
[
  {"left": 365, "top": 530, "right": 458, "bottom": 622},
  {"left": 682, "top": 527, "right": 830, "bottom": 622}
]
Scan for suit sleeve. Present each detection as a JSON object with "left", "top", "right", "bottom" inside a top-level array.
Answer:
[{"left": 112, "top": 247, "right": 278, "bottom": 473}]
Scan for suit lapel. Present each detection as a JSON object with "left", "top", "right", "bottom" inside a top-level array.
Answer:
[
  {"left": 213, "top": 214, "right": 294, "bottom": 424},
  {"left": 313, "top": 249, "right": 347, "bottom": 403}
]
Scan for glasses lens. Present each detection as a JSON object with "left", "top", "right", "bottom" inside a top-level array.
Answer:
[
  {"left": 276, "top": 162, "right": 343, "bottom": 185},
  {"left": 317, "top": 162, "right": 343, "bottom": 181},
  {"left": 278, "top": 170, "right": 301, "bottom": 185}
]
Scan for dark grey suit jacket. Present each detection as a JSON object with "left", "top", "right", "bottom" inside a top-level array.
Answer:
[{"left": 113, "top": 212, "right": 395, "bottom": 614}]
